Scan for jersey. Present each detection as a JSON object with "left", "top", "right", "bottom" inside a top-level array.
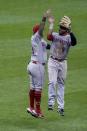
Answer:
[
  {"left": 31, "top": 32, "right": 47, "bottom": 64},
  {"left": 50, "top": 32, "right": 71, "bottom": 60}
]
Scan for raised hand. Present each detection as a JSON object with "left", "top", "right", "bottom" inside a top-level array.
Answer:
[
  {"left": 48, "top": 16, "right": 55, "bottom": 24},
  {"left": 44, "top": 9, "right": 51, "bottom": 18}
]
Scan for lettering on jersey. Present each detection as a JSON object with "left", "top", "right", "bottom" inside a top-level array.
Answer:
[
  {"left": 50, "top": 33, "right": 71, "bottom": 59},
  {"left": 54, "top": 42, "right": 64, "bottom": 57},
  {"left": 55, "top": 37, "right": 69, "bottom": 45}
]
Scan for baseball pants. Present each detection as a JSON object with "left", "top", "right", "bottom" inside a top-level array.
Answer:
[
  {"left": 27, "top": 61, "right": 45, "bottom": 90},
  {"left": 48, "top": 58, "right": 67, "bottom": 109}
]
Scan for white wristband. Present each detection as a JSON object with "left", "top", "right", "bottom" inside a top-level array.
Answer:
[{"left": 49, "top": 23, "right": 54, "bottom": 30}]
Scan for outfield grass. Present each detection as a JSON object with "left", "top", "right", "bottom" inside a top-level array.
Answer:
[{"left": 0, "top": 0, "right": 87, "bottom": 131}]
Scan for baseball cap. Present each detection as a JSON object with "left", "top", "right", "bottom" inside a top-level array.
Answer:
[
  {"left": 33, "top": 24, "right": 40, "bottom": 33},
  {"left": 59, "top": 16, "right": 71, "bottom": 29}
]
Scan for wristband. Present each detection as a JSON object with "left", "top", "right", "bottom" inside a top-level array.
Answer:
[
  {"left": 49, "top": 23, "right": 54, "bottom": 30},
  {"left": 42, "top": 17, "right": 46, "bottom": 22}
]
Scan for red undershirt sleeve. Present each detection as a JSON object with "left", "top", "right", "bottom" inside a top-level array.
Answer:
[{"left": 47, "top": 34, "right": 53, "bottom": 41}]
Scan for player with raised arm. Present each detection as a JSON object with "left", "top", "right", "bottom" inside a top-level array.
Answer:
[
  {"left": 27, "top": 10, "right": 51, "bottom": 118},
  {"left": 47, "top": 15, "right": 77, "bottom": 116}
]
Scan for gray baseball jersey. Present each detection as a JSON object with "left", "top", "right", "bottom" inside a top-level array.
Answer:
[
  {"left": 50, "top": 32, "right": 71, "bottom": 60},
  {"left": 48, "top": 32, "right": 72, "bottom": 109},
  {"left": 31, "top": 32, "right": 47, "bottom": 64},
  {"left": 27, "top": 31, "right": 47, "bottom": 89}
]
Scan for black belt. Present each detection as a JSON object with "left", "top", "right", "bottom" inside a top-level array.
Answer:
[
  {"left": 32, "top": 61, "right": 45, "bottom": 66},
  {"left": 50, "top": 56, "right": 65, "bottom": 62}
]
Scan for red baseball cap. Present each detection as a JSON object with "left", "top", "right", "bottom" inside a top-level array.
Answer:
[{"left": 33, "top": 24, "right": 40, "bottom": 33}]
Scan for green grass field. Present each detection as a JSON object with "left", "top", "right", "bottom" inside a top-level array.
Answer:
[{"left": 0, "top": 0, "right": 87, "bottom": 131}]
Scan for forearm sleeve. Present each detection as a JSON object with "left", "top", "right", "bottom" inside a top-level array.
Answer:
[
  {"left": 70, "top": 32, "right": 77, "bottom": 46},
  {"left": 47, "top": 34, "right": 53, "bottom": 41}
]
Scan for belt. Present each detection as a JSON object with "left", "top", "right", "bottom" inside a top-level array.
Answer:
[
  {"left": 32, "top": 61, "right": 45, "bottom": 66},
  {"left": 50, "top": 56, "right": 65, "bottom": 62}
]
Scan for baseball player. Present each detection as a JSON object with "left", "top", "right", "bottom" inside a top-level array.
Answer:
[
  {"left": 47, "top": 15, "right": 77, "bottom": 116},
  {"left": 27, "top": 10, "right": 51, "bottom": 118}
]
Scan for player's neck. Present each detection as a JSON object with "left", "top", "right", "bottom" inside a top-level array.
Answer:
[{"left": 59, "top": 32, "right": 69, "bottom": 36}]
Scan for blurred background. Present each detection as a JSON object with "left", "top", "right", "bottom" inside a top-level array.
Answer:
[{"left": 0, "top": 0, "right": 87, "bottom": 131}]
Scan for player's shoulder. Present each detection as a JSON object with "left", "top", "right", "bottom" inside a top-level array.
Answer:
[
  {"left": 64, "top": 34, "right": 71, "bottom": 41},
  {"left": 31, "top": 32, "right": 40, "bottom": 40},
  {"left": 66, "top": 34, "right": 71, "bottom": 38},
  {"left": 52, "top": 32, "right": 59, "bottom": 40}
]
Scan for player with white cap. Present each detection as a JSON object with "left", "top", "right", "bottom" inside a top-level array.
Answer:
[{"left": 47, "top": 15, "right": 77, "bottom": 116}]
